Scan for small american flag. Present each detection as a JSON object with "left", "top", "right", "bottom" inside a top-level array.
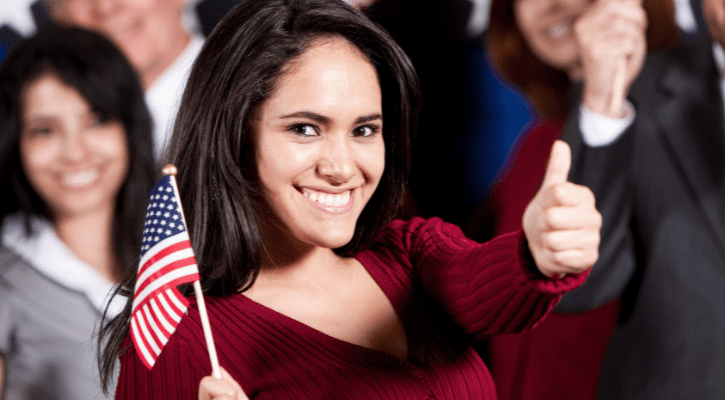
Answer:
[{"left": 130, "top": 174, "right": 200, "bottom": 369}]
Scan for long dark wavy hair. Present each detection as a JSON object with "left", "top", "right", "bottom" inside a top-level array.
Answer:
[
  {"left": 99, "top": 0, "right": 421, "bottom": 391},
  {"left": 0, "top": 25, "right": 155, "bottom": 278}
]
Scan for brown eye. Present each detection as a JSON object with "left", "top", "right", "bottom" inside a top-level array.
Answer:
[
  {"left": 289, "top": 124, "right": 317, "bottom": 136},
  {"left": 352, "top": 125, "right": 378, "bottom": 137}
]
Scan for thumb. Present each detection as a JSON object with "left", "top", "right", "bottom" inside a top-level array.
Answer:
[{"left": 541, "top": 140, "right": 572, "bottom": 188}]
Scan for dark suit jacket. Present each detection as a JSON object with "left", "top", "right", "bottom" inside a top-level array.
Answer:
[{"left": 562, "top": 37, "right": 725, "bottom": 399}]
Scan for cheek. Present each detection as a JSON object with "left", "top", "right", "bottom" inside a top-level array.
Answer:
[
  {"left": 704, "top": 2, "right": 725, "bottom": 42},
  {"left": 19, "top": 139, "right": 56, "bottom": 184},
  {"left": 362, "top": 140, "right": 386, "bottom": 185},
  {"left": 514, "top": 3, "right": 537, "bottom": 42},
  {"left": 90, "top": 129, "right": 130, "bottom": 179}
]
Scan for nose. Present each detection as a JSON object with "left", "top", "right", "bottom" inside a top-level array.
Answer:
[
  {"left": 91, "top": 0, "right": 120, "bottom": 18},
  {"left": 316, "top": 136, "right": 355, "bottom": 185},
  {"left": 61, "top": 130, "right": 91, "bottom": 163}
]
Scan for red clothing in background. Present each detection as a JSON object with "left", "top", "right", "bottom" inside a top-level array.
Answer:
[
  {"left": 115, "top": 217, "right": 587, "bottom": 399},
  {"left": 487, "top": 120, "right": 618, "bottom": 400}
]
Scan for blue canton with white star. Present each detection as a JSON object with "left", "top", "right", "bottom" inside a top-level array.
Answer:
[{"left": 141, "top": 175, "right": 186, "bottom": 256}]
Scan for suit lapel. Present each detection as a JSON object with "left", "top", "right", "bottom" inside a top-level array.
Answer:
[{"left": 655, "top": 40, "right": 725, "bottom": 258}]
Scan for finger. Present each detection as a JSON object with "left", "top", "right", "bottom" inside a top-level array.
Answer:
[
  {"left": 199, "top": 376, "right": 236, "bottom": 400},
  {"left": 550, "top": 248, "right": 599, "bottom": 273},
  {"left": 597, "top": 1, "right": 647, "bottom": 27},
  {"left": 539, "top": 203, "right": 602, "bottom": 231},
  {"left": 609, "top": 57, "right": 627, "bottom": 115},
  {"left": 539, "top": 229, "right": 601, "bottom": 252},
  {"left": 219, "top": 367, "right": 246, "bottom": 396},
  {"left": 199, "top": 369, "right": 249, "bottom": 400},
  {"left": 536, "top": 181, "right": 595, "bottom": 209},
  {"left": 537, "top": 248, "right": 598, "bottom": 277},
  {"left": 581, "top": 2, "right": 646, "bottom": 35},
  {"left": 541, "top": 140, "right": 571, "bottom": 189}
]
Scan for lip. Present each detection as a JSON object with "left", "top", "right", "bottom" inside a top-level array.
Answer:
[
  {"left": 104, "top": 16, "right": 144, "bottom": 42},
  {"left": 299, "top": 187, "right": 355, "bottom": 214}
]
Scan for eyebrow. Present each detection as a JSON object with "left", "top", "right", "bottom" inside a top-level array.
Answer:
[{"left": 279, "top": 111, "right": 383, "bottom": 125}]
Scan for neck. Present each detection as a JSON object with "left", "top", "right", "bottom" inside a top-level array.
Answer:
[
  {"left": 53, "top": 205, "right": 118, "bottom": 283},
  {"left": 142, "top": 30, "right": 192, "bottom": 89}
]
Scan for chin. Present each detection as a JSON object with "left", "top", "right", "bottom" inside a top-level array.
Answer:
[{"left": 310, "top": 231, "right": 355, "bottom": 250}]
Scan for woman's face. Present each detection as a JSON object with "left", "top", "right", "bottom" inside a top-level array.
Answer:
[
  {"left": 19, "top": 74, "right": 129, "bottom": 220},
  {"left": 515, "top": 0, "right": 592, "bottom": 72},
  {"left": 703, "top": 0, "right": 725, "bottom": 50},
  {"left": 254, "top": 37, "right": 385, "bottom": 251}
]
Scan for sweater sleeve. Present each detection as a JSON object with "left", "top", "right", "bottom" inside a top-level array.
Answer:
[
  {"left": 115, "top": 313, "right": 212, "bottom": 400},
  {"left": 385, "top": 218, "right": 588, "bottom": 341}
]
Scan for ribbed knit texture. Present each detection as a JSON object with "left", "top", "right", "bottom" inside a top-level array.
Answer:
[{"left": 115, "top": 217, "right": 588, "bottom": 399}]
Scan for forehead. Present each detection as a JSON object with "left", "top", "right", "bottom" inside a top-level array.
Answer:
[
  {"left": 271, "top": 37, "right": 379, "bottom": 99},
  {"left": 47, "top": 0, "right": 184, "bottom": 20},
  {"left": 22, "top": 74, "right": 87, "bottom": 112}
]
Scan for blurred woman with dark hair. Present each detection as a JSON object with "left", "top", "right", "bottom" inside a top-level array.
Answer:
[
  {"left": 0, "top": 26, "right": 154, "bottom": 399},
  {"left": 469, "top": 0, "right": 680, "bottom": 398}
]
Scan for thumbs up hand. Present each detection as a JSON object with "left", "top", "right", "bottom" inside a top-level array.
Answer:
[{"left": 523, "top": 140, "right": 602, "bottom": 278}]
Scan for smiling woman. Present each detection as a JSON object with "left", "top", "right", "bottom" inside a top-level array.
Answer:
[
  {"left": 99, "top": 1, "right": 603, "bottom": 399},
  {"left": 0, "top": 26, "right": 154, "bottom": 399}
]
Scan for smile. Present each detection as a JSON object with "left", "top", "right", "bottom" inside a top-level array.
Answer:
[
  {"left": 547, "top": 21, "right": 572, "bottom": 39},
  {"left": 61, "top": 168, "right": 99, "bottom": 188},
  {"left": 301, "top": 188, "right": 353, "bottom": 212}
]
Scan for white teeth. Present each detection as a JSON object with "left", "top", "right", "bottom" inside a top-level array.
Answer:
[
  {"left": 549, "top": 22, "right": 569, "bottom": 39},
  {"left": 302, "top": 188, "right": 351, "bottom": 207},
  {"left": 61, "top": 169, "right": 99, "bottom": 187}
]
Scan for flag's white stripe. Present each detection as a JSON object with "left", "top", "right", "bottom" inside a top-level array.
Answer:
[
  {"left": 131, "top": 316, "right": 156, "bottom": 368},
  {"left": 143, "top": 303, "right": 169, "bottom": 346},
  {"left": 158, "top": 292, "right": 182, "bottom": 323},
  {"left": 138, "top": 231, "right": 189, "bottom": 271},
  {"left": 132, "top": 265, "right": 198, "bottom": 310},
  {"left": 150, "top": 298, "right": 175, "bottom": 335},
  {"left": 136, "top": 311, "right": 162, "bottom": 356},
  {"left": 135, "top": 247, "right": 195, "bottom": 293},
  {"left": 166, "top": 288, "right": 187, "bottom": 313}
]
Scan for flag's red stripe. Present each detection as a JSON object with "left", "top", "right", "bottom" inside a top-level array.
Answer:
[
  {"left": 158, "top": 290, "right": 183, "bottom": 322},
  {"left": 136, "top": 256, "right": 198, "bottom": 295},
  {"left": 130, "top": 320, "right": 154, "bottom": 370},
  {"left": 150, "top": 297, "right": 176, "bottom": 334},
  {"left": 136, "top": 310, "right": 163, "bottom": 357},
  {"left": 139, "top": 239, "right": 193, "bottom": 276},
  {"left": 163, "top": 288, "right": 191, "bottom": 315},
  {"left": 133, "top": 276, "right": 196, "bottom": 313},
  {"left": 144, "top": 303, "right": 169, "bottom": 344},
  {"left": 131, "top": 314, "right": 156, "bottom": 369}
]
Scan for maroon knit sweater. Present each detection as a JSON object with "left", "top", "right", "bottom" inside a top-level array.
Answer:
[{"left": 115, "top": 217, "right": 588, "bottom": 399}]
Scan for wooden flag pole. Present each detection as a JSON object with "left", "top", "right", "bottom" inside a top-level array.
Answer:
[{"left": 163, "top": 164, "right": 221, "bottom": 380}]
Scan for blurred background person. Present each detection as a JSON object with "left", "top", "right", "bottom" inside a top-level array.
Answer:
[
  {"left": 0, "top": 25, "right": 154, "bottom": 399},
  {"left": 464, "top": 0, "right": 679, "bottom": 398},
  {"left": 44, "top": 0, "right": 204, "bottom": 160},
  {"left": 562, "top": 0, "right": 725, "bottom": 397}
]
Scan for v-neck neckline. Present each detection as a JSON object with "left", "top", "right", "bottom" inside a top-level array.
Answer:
[{"left": 233, "top": 252, "right": 422, "bottom": 368}]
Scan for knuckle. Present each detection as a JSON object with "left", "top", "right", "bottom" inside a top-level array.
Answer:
[
  {"left": 540, "top": 232, "right": 557, "bottom": 250},
  {"left": 543, "top": 208, "right": 560, "bottom": 228}
]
